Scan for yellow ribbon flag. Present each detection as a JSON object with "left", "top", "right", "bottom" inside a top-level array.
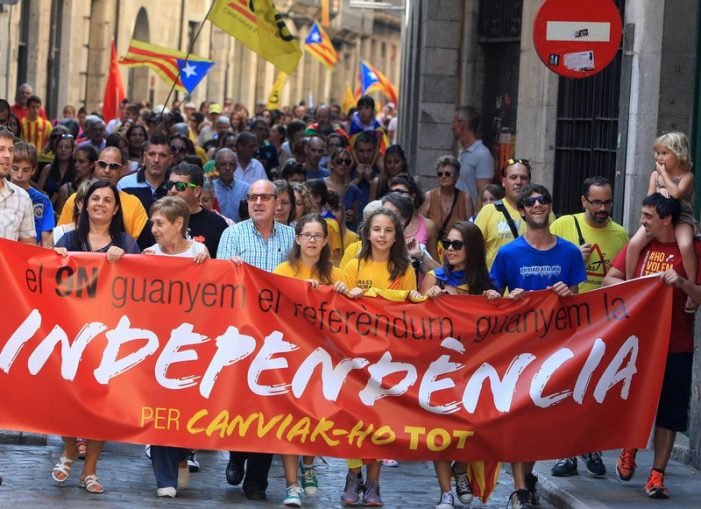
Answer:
[
  {"left": 266, "top": 72, "right": 289, "bottom": 110},
  {"left": 341, "top": 83, "right": 356, "bottom": 115},
  {"left": 208, "top": 0, "right": 302, "bottom": 75}
]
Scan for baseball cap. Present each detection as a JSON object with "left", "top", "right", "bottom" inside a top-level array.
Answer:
[{"left": 209, "top": 103, "right": 222, "bottom": 114}]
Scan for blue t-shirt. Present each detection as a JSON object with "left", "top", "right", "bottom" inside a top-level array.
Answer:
[
  {"left": 490, "top": 236, "right": 586, "bottom": 293},
  {"left": 27, "top": 187, "right": 55, "bottom": 243}
]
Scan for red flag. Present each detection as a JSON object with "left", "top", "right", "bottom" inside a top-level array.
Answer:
[{"left": 102, "top": 40, "right": 126, "bottom": 123}]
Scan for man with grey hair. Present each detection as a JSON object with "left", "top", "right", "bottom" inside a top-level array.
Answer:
[
  {"left": 216, "top": 179, "right": 295, "bottom": 501},
  {"left": 11, "top": 83, "right": 47, "bottom": 121},
  {"left": 213, "top": 148, "right": 249, "bottom": 222},
  {"left": 452, "top": 105, "right": 494, "bottom": 203},
  {"left": 79, "top": 115, "right": 107, "bottom": 151}
]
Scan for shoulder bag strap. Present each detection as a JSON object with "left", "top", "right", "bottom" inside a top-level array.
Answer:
[
  {"left": 572, "top": 215, "right": 586, "bottom": 245},
  {"left": 493, "top": 200, "right": 519, "bottom": 239}
]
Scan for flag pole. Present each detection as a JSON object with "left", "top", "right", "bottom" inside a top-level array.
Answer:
[{"left": 157, "top": 0, "right": 217, "bottom": 127}]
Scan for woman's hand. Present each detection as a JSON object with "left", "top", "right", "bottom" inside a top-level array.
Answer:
[
  {"left": 424, "top": 285, "right": 445, "bottom": 299},
  {"left": 193, "top": 250, "right": 210, "bottom": 264},
  {"left": 106, "top": 246, "right": 126, "bottom": 263},
  {"left": 483, "top": 289, "right": 501, "bottom": 301},
  {"left": 333, "top": 281, "right": 349, "bottom": 295},
  {"left": 54, "top": 247, "right": 69, "bottom": 257},
  {"left": 305, "top": 279, "right": 319, "bottom": 288},
  {"left": 142, "top": 248, "right": 155, "bottom": 255},
  {"left": 507, "top": 288, "right": 525, "bottom": 300},
  {"left": 347, "top": 287, "right": 364, "bottom": 299},
  {"left": 549, "top": 282, "right": 573, "bottom": 297}
]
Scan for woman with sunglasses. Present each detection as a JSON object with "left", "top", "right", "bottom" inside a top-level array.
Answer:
[
  {"left": 420, "top": 220, "right": 493, "bottom": 509},
  {"left": 325, "top": 147, "right": 361, "bottom": 230},
  {"left": 421, "top": 156, "right": 474, "bottom": 249},
  {"left": 273, "top": 214, "right": 342, "bottom": 507},
  {"left": 52, "top": 181, "right": 140, "bottom": 494},
  {"left": 142, "top": 196, "right": 207, "bottom": 498},
  {"left": 37, "top": 130, "right": 75, "bottom": 202}
]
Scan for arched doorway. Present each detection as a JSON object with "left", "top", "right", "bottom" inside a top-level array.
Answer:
[{"left": 128, "top": 8, "right": 150, "bottom": 104}]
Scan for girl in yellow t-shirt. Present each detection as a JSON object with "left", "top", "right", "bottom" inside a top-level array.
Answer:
[
  {"left": 335, "top": 208, "right": 420, "bottom": 506},
  {"left": 273, "top": 213, "right": 341, "bottom": 506}
]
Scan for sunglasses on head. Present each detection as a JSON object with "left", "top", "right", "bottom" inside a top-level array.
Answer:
[
  {"left": 96, "top": 160, "right": 123, "bottom": 171},
  {"left": 166, "top": 181, "right": 197, "bottom": 191},
  {"left": 507, "top": 158, "right": 530, "bottom": 167},
  {"left": 390, "top": 188, "right": 410, "bottom": 195},
  {"left": 441, "top": 239, "right": 464, "bottom": 250},
  {"left": 57, "top": 133, "right": 74, "bottom": 140},
  {"left": 523, "top": 195, "right": 551, "bottom": 207}
]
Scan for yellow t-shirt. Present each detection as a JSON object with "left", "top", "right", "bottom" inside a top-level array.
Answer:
[
  {"left": 550, "top": 212, "right": 628, "bottom": 293},
  {"left": 475, "top": 200, "right": 555, "bottom": 269},
  {"left": 20, "top": 117, "right": 52, "bottom": 154},
  {"left": 342, "top": 258, "right": 417, "bottom": 292},
  {"left": 274, "top": 260, "right": 342, "bottom": 284},
  {"left": 339, "top": 240, "right": 362, "bottom": 270},
  {"left": 58, "top": 190, "right": 148, "bottom": 239},
  {"left": 342, "top": 228, "right": 359, "bottom": 251},
  {"left": 325, "top": 217, "right": 343, "bottom": 257}
]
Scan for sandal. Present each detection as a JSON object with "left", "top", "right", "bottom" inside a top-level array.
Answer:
[
  {"left": 79, "top": 474, "right": 104, "bottom": 494},
  {"left": 51, "top": 455, "right": 78, "bottom": 482},
  {"left": 76, "top": 439, "right": 87, "bottom": 460}
]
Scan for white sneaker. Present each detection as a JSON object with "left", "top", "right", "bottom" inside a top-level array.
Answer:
[
  {"left": 157, "top": 487, "right": 176, "bottom": 498},
  {"left": 436, "top": 491, "right": 455, "bottom": 509},
  {"left": 283, "top": 485, "right": 304, "bottom": 507}
]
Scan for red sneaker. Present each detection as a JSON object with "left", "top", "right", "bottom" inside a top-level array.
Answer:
[
  {"left": 644, "top": 470, "right": 669, "bottom": 499},
  {"left": 616, "top": 448, "right": 637, "bottom": 481}
]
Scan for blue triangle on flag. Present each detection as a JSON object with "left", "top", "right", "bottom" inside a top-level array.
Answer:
[{"left": 177, "top": 59, "right": 215, "bottom": 94}]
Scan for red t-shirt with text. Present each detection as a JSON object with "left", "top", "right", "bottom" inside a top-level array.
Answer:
[{"left": 612, "top": 240, "right": 701, "bottom": 353}]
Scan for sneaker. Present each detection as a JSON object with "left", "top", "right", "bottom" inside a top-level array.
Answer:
[
  {"left": 144, "top": 445, "right": 151, "bottom": 459},
  {"left": 435, "top": 491, "right": 455, "bottom": 509},
  {"left": 616, "top": 448, "right": 637, "bottom": 481},
  {"left": 509, "top": 489, "right": 534, "bottom": 509},
  {"left": 581, "top": 452, "right": 606, "bottom": 477},
  {"left": 156, "top": 487, "right": 176, "bottom": 498},
  {"left": 525, "top": 473, "right": 540, "bottom": 505},
  {"left": 300, "top": 461, "right": 319, "bottom": 496},
  {"left": 452, "top": 467, "right": 473, "bottom": 504},
  {"left": 362, "top": 479, "right": 383, "bottom": 507},
  {"left": 381, "top": 459, "right": 399, "bottom": 467},
  {"left": 644, "top": 470, "right": 669, "bottom": 499},
  {"left": 187, "top": 450, "right": 199, "bottom": 472},
  {"left": 341, "top": 471, "right": 362, "bottom": 506},
  {"left": 283, "top": 485, "right": 304, "bottom": 507},
  {"left": 551, "top": 457, "right": 577, "bottom": 477}
]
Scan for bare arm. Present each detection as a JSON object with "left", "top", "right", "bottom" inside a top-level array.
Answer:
[
  {"left": 662, "top": 269, "right": 701, "bottom": 304},
  {"left": 657, "top": 166, "right": 694, "bottom": 199},
  {"left": 647, "top": 171, "right": 658, "bottom": 196},
  {"left": 602, "top": 266, "right": 626, "bottom": 287}
]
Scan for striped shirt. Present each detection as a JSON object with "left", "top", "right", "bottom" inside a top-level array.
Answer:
[
  {"left": 0, "top": 180, "right": 37, "bottom": 241},
  {"left": 20, "top": 117, "right": 52, "bottom": 153},
  {"left": 216, "top": 219, "right": 294, "bottom": 272}
]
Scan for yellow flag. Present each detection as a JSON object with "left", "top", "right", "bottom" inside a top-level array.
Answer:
[
  {"left": 341, "top": 83, "right": 355, "bottom": 115},
  {"left": 266, "top": 72, "right": 288, "bottom": 110},
  {"left": 208, "top": 0, "right": 302, "bottom": 75}
]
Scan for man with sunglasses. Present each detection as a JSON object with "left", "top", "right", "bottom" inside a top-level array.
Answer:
[
  {"left": 452, "top": 105, "right": 494, "bottom": 203},
  {"left": 58, "top": 146, "right": 148, "bottom": 239},
  {"left": 487, "top": 184, "right": 586, "bottom": 509},
  {"left": 549, "top": 176, "right": 628, "bottom": 479},
  {"left": 475, "top": 159, "right": 554, "bottom": 269},
  {"left": 167, "top": 162, "right": 227, "bottom": 257},
  {"left": 117, "top": 135, "right": 172, "bottom": 212},
  {"left": 216, "top": 179, "right": 294, "bottom": 501}
]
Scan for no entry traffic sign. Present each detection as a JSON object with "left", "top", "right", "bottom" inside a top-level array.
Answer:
[{"left": 533, "top": 0, "right": 623, "bottom": 79}]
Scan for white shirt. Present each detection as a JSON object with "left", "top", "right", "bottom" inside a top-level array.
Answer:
[
  {"left": 234, "top": 158, "right": 268, "bottom": 185},
  {"left": 147, "top": 240, "right": 207, "bottom": 258}
]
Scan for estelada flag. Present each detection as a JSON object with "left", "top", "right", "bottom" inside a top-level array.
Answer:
[
  {"left": 102, "top": 40, "right": 125, "bottom": 124},
  {"left": 304, "top": 22, "right": 338, "bottom": 69},
  {"left": 118, "top": 39, "right": 214, "bottom": 94},
  {"left": 360, "top": 60, "right": 398, "bottom": 105},
  {"left": 208, "top": 0, "right": 302, "bottom": 75},
  {"left": 341, "top": 83, "right": 356, "bottom": 115}
]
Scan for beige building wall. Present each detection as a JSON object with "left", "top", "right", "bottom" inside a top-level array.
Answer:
[{"left": 1, "top": 1, "right": 400, "bottom": 118}]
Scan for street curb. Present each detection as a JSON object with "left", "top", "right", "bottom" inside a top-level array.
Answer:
[
  {"left": 0, "top": 430, "right": 47, "bottom": 446},
  {"left": 533, "top": 469, "right": 584, "bottom": 509}
]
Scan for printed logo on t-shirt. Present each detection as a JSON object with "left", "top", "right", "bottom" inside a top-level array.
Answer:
[
  {"left": 520, "top": 265, "right": 562, "bottom": 278},
  {"left": 640, "top": 250, "right": 675, "bottom": 276},
  {"left": 586, "top": 243, "right": 609, "bottom": 278},
  {"left": 33, "top": 202, "right": 45, "bottom": 220}
]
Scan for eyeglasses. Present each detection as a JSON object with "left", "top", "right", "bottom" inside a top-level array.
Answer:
[
  {"left": 334, "top": 158, "right": 352, "bottom": 165},
  {"left": 441, "top": 239, "right": 464, "bottom": 250},
  {"left": 523, "top": 195, "right": 552, "bottom": 207},
  {"left": 166, "top": 180, "right": 197, "bottom": 191},
  {"left": 96, "top": 160, "right": 123, "bottom": 171},
  {"left": 170, "top": 145, "right": 187, "bottom": 154},
  {"left": 298, "top": 232, "right": 326, "bottom": 241},
  {"left": 0, "top": 125, "right": 14, "bottom": 133},
  {"left": 585, "top": 197, "right": 614, "bottom": 207},
  {"left": 506, "top": 158, "right": 530, "bottom": 167},
  {"left": 246, "top": 193, "right": 276, "bottom": 202},
  {"left": 390, "top": 188, "right": 410, "bottom": 195},
  {"left": 437, "top": 171, "right": 453, "bottom": 177}
]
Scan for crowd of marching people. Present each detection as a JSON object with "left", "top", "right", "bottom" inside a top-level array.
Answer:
[{"left": 0, "top": 83, "right": 699, "bottom": 508}]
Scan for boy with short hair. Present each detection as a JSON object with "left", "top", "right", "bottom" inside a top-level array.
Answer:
[
  {"left": 10, "top": 141, "right": 55, "bottom": 247},
  {"left": 20, "top": 95, "right": 52, "bottom": 154}
]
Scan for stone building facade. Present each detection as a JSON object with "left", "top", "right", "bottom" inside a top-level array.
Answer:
[{"left": 0, "top": 0, "right": 401, "bottom": 117}]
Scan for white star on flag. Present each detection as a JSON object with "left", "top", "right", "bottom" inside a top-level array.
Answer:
[
  {"left": 310, "top": 32, "right": 321, "bottom": 43},
  {"left": 368, "top": 71, "right": 377, "bottom": 80},
  {"left": 182, "top": 62, "right": 198, "bottom": 78}
]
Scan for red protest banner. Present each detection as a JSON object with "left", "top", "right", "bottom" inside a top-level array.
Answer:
[{"left": 0, "top": 240, "right": 672, "bottom": 462}]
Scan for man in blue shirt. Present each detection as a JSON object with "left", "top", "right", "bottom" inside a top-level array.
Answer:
[
  {"left": 212, "top": 148, "right": 249, "bottom": 222},
  {"left": 216, "top": 179, "right": 294, "bottom": 500},
  {"left": 487, "top": 183, "right": 586, "bottom": 509}
]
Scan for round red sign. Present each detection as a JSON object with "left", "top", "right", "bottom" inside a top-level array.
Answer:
[{"left": 533, "top": 0, "right": 623, "bottom": 79}]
